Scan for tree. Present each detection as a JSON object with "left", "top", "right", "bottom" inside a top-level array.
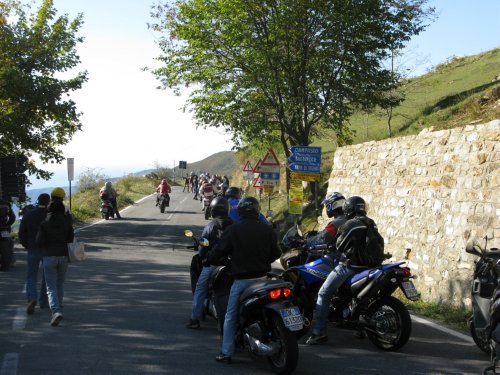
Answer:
[{"left": 0, "top": 0, "right": 88, "bottom": 180}]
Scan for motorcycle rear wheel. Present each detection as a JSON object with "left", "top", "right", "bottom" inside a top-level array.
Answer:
[
  {"left": 204, "top": 206, "right": 210, "bottom": 220},
  {"left": 470, "top": 320, "right": 491, "bottom": 355},
  {"left": 105, "top": 213, "right": 109, "bottom": 220},
  {"left": 366, "top": 296, "right": 411, "bottom": 351},
  {"left": 160, "top": 201, "right": 166, "bottom": 213},
  {"left": 266, "top": 314, "right": 299, "bottom": 374}
]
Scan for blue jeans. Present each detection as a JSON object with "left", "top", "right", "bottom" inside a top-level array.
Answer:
[
  {"left": 312, "top": 263, "right": 357, "bottom": 336},
  {"left": 43, "top": 256, "right": 69, "bottom": 315},
  {"left": 26, "top": 250, "right": 48, "bottom": 305},
  {"left": 221, "top": 278, "right": 256, "bottom": 356},
  {"left": 191, "top": 265, "right": 215, "bottom": 320}
]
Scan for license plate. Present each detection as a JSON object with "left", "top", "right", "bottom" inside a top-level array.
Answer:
[
  {"left": 101, "top": 207, "right": 108, "bottom": 213},
  {"left": 401, "top": 281, "right": 420, "bottom": 300},
  {"left": 280, "top": 307, "right": 304, "bottom": 332}
]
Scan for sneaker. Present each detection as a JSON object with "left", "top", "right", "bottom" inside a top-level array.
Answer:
[
  {"left": 50, "top": 312, "right": 63, "bottom": 327},
  {"left": 26, "top": 300, "right": 37, "bottom": 315},
  {"left": 215, "top": 353, "right": 232, "bottom": 364},
  {"left": 185, "top": 319, "right": 200, "bottom": 329},
  {"left": 304, "top": 334, "right": 328, "bottom": 345}
]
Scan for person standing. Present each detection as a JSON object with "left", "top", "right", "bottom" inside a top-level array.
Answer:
[
  {"left": 18, "top": 193, "right": 50, "bottom": 313},
  {"left": 36, "top": 197, "right": 74, "bottom": 326},
  {"left": 192, "top": 174, "right": 199, "bottom": 199},
  {"left": 0, "top": 197, "right": 17, "bottom": 271},
  {"left": 207, "top": 196, "right": 281, "bottom": 363},
  {"left": 305, "top": 196, "right": 380, "bottom": 345}
]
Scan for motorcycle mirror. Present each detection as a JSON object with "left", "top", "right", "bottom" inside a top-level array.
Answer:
[
  {"left": 199, "top": 237, "right": 210, "bottom": 247},
  {"left": 184, "top": 230, "right": 193, "bottom": 237},
  {"left": 466, "top": 237, "right": 483, "bottom": 256}
]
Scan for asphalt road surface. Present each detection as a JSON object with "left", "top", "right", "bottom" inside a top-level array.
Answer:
[{"left": 0, "top": 186, "right": 490, "bottom": 374}]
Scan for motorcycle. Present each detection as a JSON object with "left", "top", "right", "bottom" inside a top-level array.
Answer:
[
  {"left": 100, "top": 191, "right": 115, "bottom": 220},
  {"left": 279, "top": 221, "right": 323, "bottom": 270},
  {"left": 466, "top": 236, "right": 500, "bottom": 374},
  {"left": 275, "top": 230, "right": 419, "bottom": 350},
  {"left": 185, "top": 229, "right": 303, "bottom": 374},
  {"left": 158, "top": 193, "right": 170, "bottom": 213},
  {"left": 201, "top": 195, "right": 213, "bottom": 220}
]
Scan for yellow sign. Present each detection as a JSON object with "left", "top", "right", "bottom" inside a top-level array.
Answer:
[
  {"left": 290, "top": 172, "right": 320, "bottom": 182},
  {"left": 289, "top": 179, "right": 303, "bottom": 214},
  {"left": 263, "top": 185, "right": 274, "bottom": 193}
]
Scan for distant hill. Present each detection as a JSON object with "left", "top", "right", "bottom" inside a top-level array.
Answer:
[{"left": 134, "top": 151, "right": 237, "bottom": 179}]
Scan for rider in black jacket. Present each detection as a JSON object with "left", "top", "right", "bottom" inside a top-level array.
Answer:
[
  {"left": 207, "top": 196, "right": 281, "bottom": 364},
  {"left": 306, "top": 192, "right": 347, "bottom": 247},
  {"left": 186, "top": 196, "right": 233, "bottom": 329}
]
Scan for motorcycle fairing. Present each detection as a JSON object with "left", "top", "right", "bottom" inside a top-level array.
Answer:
[{"left": 348, "top": 262, "right": 406, "bottom": 285}]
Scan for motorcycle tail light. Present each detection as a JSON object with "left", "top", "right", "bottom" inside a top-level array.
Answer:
[
  {"left": 401, "top": 267, "right": 412, "bottom": 277},
  {"left": 269, "top": 289, "right": 282, "bottom": 299},
  {"left": 283, "top": 288, "right": 292, "bottom": 298}
]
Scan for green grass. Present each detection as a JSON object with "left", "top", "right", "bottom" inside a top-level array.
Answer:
[{"left": 405, "top": 299, "right": 471, "bottom": 332}]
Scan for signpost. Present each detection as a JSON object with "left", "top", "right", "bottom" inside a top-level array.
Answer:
[
  {"left": 67, "top": 158, "right": 74, "bottom": 211},
  {"left": 287, "top": 146, "right": 322, "bottom": 214},
  {"left": 242, "top": 160, "right": 254, "bottom": 181},
  {"left": 260, "top": 149, "right": 280, "bottom": 186}
]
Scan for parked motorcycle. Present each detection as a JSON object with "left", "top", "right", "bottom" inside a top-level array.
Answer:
[
  {"left": 466, "top": 235, "right": 500, "bottom": 374},
  {"left": 275, "top": 225, "right": 419, "bottom": 350},
  {"left": 100, "top": 191, "right": 115, "bottom": 220},
  {"left": 280, "top": 221, "right": 323, "bottom": 269},
  {"left": 158, "top": 193, "right": 170, "bottom": 213},
  {"left": 185, "top": 229, "right": 303, "bottom": 374}
]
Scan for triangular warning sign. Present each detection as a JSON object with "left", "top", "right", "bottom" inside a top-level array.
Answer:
[
  {"left": 261, "top": 148, "right": 280, "bottom": 166},
  {"left": 242, "top": 160, "right": 253, "bottom": 172},
  {"left": 253, "top": 174, "right": 263, "bottom": 188}
]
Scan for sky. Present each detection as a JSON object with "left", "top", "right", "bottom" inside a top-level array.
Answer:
[{"left": 28, "top": 0, "right": 500, "bottom": 190}]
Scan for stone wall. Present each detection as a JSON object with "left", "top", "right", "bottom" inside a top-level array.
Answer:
[{"left": 323, "top": 119, "right": 500, "bottom": 307}]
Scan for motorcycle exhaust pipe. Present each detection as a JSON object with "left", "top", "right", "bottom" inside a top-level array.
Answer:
[{"left": 244, "top": 333, "right": 279, "bottom": 356}]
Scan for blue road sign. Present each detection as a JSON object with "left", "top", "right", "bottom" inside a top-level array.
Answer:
[
  {"left": 288, "top": 163, "right": 321, "bottom": 173},
  {"left": 261, "top": 172, "right": 280, "bottom": 180},
  {"left": 290, "top": 146, "right": 321, "bottom": 155},
  {"left": 288, "top": 153, "right": 321, "bottom": 164}
]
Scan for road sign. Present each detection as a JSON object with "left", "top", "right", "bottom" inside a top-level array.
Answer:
[
  {"left": 243, "top": 171, "right": 254, "bottom": 181},
  {"left": 253, "top": 174, "right": 263, "bottom": 188},
  {"left": 289, "top": 179, "right": 303, "bottom": 214},
  {"left": 261, "top": 148, "right": 280, "bottom": 166},
  {"left": 254, "top": 159, "right": 262, "bottom": 172},
  {"left": 288, "top": 163, "right": 321, "bottom": 173},
  {"left": 290, "top": 172, "right": 321, "bottom": 182},
  {"left": 67, "top": 158, "right": 74, "bottom": 181},
  {"left": 243, "top": 160, "right": 253, "bottom": 172},
  {"left": 290, "top": 146, "right": 321, "bottom": 155},
  {"left": 288, "top": 153, "right": 321, "bottom": 165}
]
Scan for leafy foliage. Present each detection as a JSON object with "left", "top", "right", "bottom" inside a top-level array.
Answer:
[
  {"left": 149, "top": 0, "right": 434, "bottom": 163},
  {"left": 0, "top": 0, "right": 87, "bottom": 180}
]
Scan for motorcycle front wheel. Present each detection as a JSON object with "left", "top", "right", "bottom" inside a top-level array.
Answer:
[
  {"left": 470, "top": 319, "right": 491, "bottom": 355},
  {"left": 267, "top": 314, "right": 299, "bottom": 374},
  {"left": 365, "top": 295, "right": 411, "bottom": 351},
  {"left": 160, "top": 201, "right": 166, "bottom": 213}
]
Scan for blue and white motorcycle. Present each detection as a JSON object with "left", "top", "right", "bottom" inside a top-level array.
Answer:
[{"left": 277, "top": 229, "right": 420, "bottom": 350}]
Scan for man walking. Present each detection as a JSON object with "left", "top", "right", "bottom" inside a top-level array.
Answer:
[{"left": 19, "top": 193, "right": 50, "bottom": 313}]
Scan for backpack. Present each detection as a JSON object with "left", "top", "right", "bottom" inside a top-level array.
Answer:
[{"left": 355, "top": 218, "right": 385, "bottom": 268}]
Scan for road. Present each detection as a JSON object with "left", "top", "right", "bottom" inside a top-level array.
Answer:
[{"left": 0, "top": 186, "right": 489, "bottom": 374}]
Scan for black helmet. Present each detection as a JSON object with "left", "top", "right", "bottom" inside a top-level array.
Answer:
[
  {"left": 343, "top": 196, "right": 367, "bottom": 219},
  {"left": 237, "top": 196, "right": 260, "bottom": 219},
  {"left": 322, "top": 192, "right": 345, "bottom": 218},
  {"left": 225, "top": 187, "right": 242, "bottom": 199},
  {"left": 210, "top": 196, "right": 229, "bottom": 218}
]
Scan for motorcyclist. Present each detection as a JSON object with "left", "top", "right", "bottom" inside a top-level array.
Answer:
[
  {"left": 199, "top": 178, "right": 214, "bottom": 210},
  {"left": 99, "top": 181, "right": 121, "bottom": 219},
  {"left": 225, "top": 187, "right": 270, "bottom": 225},
  {"left": 305, "top": 192, "right": 347, "bottom": 247},
  {"left": 207, "top": 196, "right": 281, "bottom": 363},
  {"left": 156, "top": 179, "right": 172, "bottom": 207},
  {"left": 186, "top": 196, "right": 233, "bottom": 329},
  {"left": 305, "top": 196, "right": 379, "bottom": 345}
]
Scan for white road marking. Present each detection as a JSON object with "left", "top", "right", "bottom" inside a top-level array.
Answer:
[
  {"left": 411, "top": 314, "right": 474, "bottom": 344},
  {"left": 166, "top": 195, "right": 188, "bottom": 220},
  {"left": 12, "top": 308, "right": 26, "bottom": 331},
  {"left": 0, "top": 353, "right": 19, "bottom": 375}
]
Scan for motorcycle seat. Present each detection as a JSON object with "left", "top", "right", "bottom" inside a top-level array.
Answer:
[{"left": 239, "top": 279, "right": 292, "bottom": 301}]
